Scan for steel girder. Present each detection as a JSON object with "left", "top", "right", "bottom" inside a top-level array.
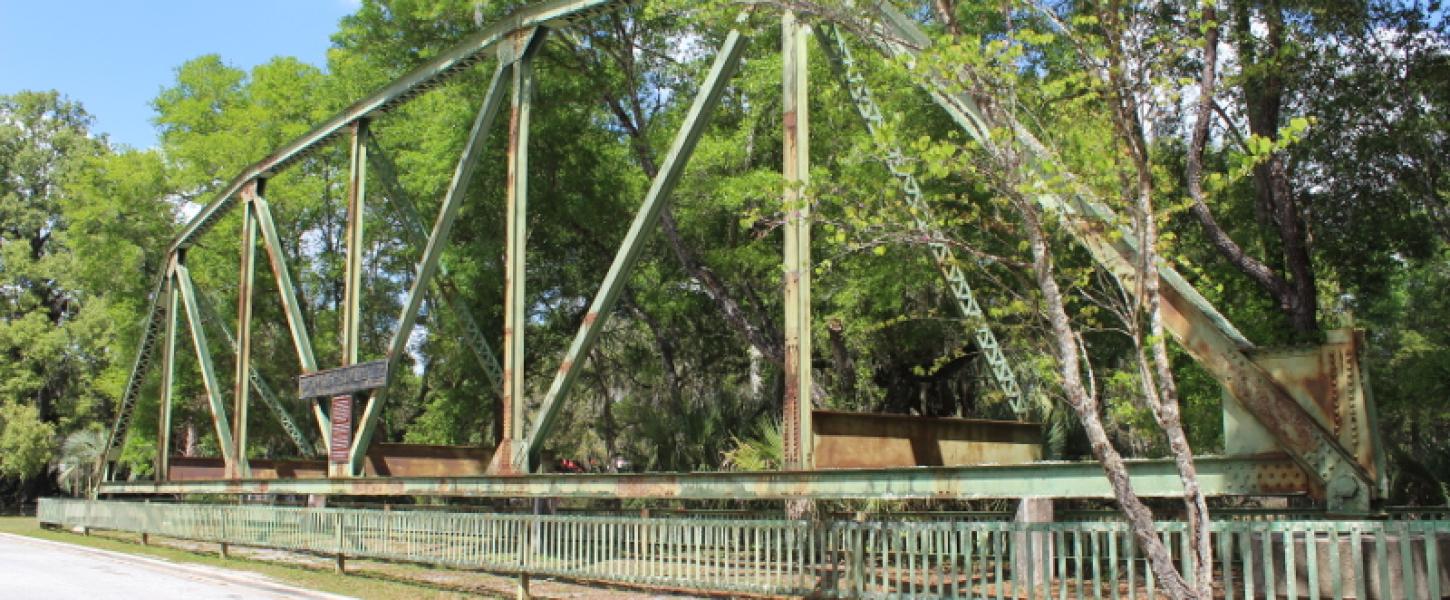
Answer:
[{"left": 97, "top": 453, "right": 1308, "bottom": 500}]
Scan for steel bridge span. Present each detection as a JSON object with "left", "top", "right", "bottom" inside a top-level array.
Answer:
[{"left": 93, "top": 0, "right": 1389, "bottom": 518}]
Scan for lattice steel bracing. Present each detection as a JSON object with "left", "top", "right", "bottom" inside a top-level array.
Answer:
[
  {"left": 99, "top": 275, "right": 168, "bottom": 471},
  {"left": 818, "top": 24, "right": 1027, "bottom": 417}
]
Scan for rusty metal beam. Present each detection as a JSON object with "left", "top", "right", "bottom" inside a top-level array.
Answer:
[
  {"left": 496, "top": 30, "right": 544, "bottom": 474},
  {"left": 252, "top": 196, "right": 318, "bottom": 373},
  {"left": 342, "top": 122, "right": 368, "bottom": 367},
  {"left": 155, "top": 268, "right": 179, "bottom": 481},
  {"left": 230, "top": 185, "right": 259, "bottom": 479},
  {"left": 98, "top": 453, "right": 1308, "bottom": 500},
  {"left": 811, "top": 410, "right": 1042, "bottom": 469},
  {"left": 781, "top": 11, "right": 813, "bottom": 469}
]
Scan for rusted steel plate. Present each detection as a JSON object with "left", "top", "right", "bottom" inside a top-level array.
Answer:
[
  {"left": 364, "top": 444, "right": 490, "bottom": 477},
  {"left": 168, "top": 456, "right": 327, "bottom": 481},
  {"left": 168, "top": 444, "right": 490, "bottom": 481},
  {"left": 300, "top": 360, "right": 389, "bottom": 398},
  {"left": 812, "top": 410, "right": 1042, "bottom": 469},
  {"left": 1223, "top": 328, "right": 1387, "bottom": 495}
]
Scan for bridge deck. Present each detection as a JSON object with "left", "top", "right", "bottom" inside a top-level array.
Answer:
[{"left": 100, "top": 453, "right": 1307, "bottom": 500}]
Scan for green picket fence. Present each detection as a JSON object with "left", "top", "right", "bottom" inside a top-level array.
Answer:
[{"left": 38, "top": 498, "right": 1449, "bottom": 598}]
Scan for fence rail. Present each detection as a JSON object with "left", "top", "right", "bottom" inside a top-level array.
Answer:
[{"left": 38, "top": 498, "right": 1449, "bottom": 598}]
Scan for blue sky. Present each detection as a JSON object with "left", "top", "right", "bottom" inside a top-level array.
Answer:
[{"left": 0, "top": 1, "right": 359, "bottom": 150}]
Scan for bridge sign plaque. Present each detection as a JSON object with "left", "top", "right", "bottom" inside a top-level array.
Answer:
[{"left": 299, "top": 360, "right": 390, "bottom": 398}]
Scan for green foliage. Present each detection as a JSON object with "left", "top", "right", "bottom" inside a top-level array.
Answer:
[
  {"left": 0, "top": 400, "right": 56, "bottom": 480},
  {"left": 721, "top": 417, "right": 784, "bottom": 472},
  {"left": 53, "top": 428, "right": 105, "bottom": 496}
]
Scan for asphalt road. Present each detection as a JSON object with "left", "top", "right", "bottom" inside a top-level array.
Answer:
[{"left": 0, "top": 532, "right": 352, "bottom": 599}]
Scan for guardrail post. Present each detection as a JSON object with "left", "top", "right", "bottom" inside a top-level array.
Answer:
[
  {"left": 335, "top": 511, "right": 346, "bottom": 573},
  {"left": 517, "top": 513, "right": 532, "bottom": 599},
  {"left": 1014, "top": 498, "right": 1053, "bottom": 597},
  {"left": 848, "top": 511, "right": 866, "bottom": 598}
]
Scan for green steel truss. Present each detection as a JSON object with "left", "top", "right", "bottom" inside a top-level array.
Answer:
[{"left": 97, "top": 0, "right": 1382, "bottom": 509}]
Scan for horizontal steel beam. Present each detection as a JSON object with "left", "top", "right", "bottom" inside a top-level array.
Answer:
[
  {"left": 166, "top": 0, "right": 627, "bottom": 255},
  {"left": 98, "top": 453, "right": 1307, "bottom": 500}
]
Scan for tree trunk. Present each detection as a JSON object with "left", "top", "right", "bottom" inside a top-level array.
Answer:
[
  {"left": 1017, "top": 201, "right": 1198, "bottom": 600},
  {"left": 1231, "top": 0, "right": 1318, "bottom": 337}
]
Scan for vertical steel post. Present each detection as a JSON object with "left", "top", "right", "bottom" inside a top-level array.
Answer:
[
  {"left": 342, "top": 120, "right": 369, "bottom": 366},
  {"left": 781, "top": 11, "right": 813, "bottom": 469},
  {"left": 497, "top": 30, "right": 538, "bottom": 474},
  {"left": 230, "top": 183, "right": 259, "bottom": 479},
  {"left": 155, "top": 266, "right": 179, "bottom": 481},
  {"left": 337, "top": 120, "right": 368, "bottom": 477}
]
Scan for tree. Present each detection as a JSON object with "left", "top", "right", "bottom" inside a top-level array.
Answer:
[
  {"left": 53, "top": 428, "right": 106, "bottom": 497},
  {"left": 0, "top": 400, "right": 56, "bottom": 484}
]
